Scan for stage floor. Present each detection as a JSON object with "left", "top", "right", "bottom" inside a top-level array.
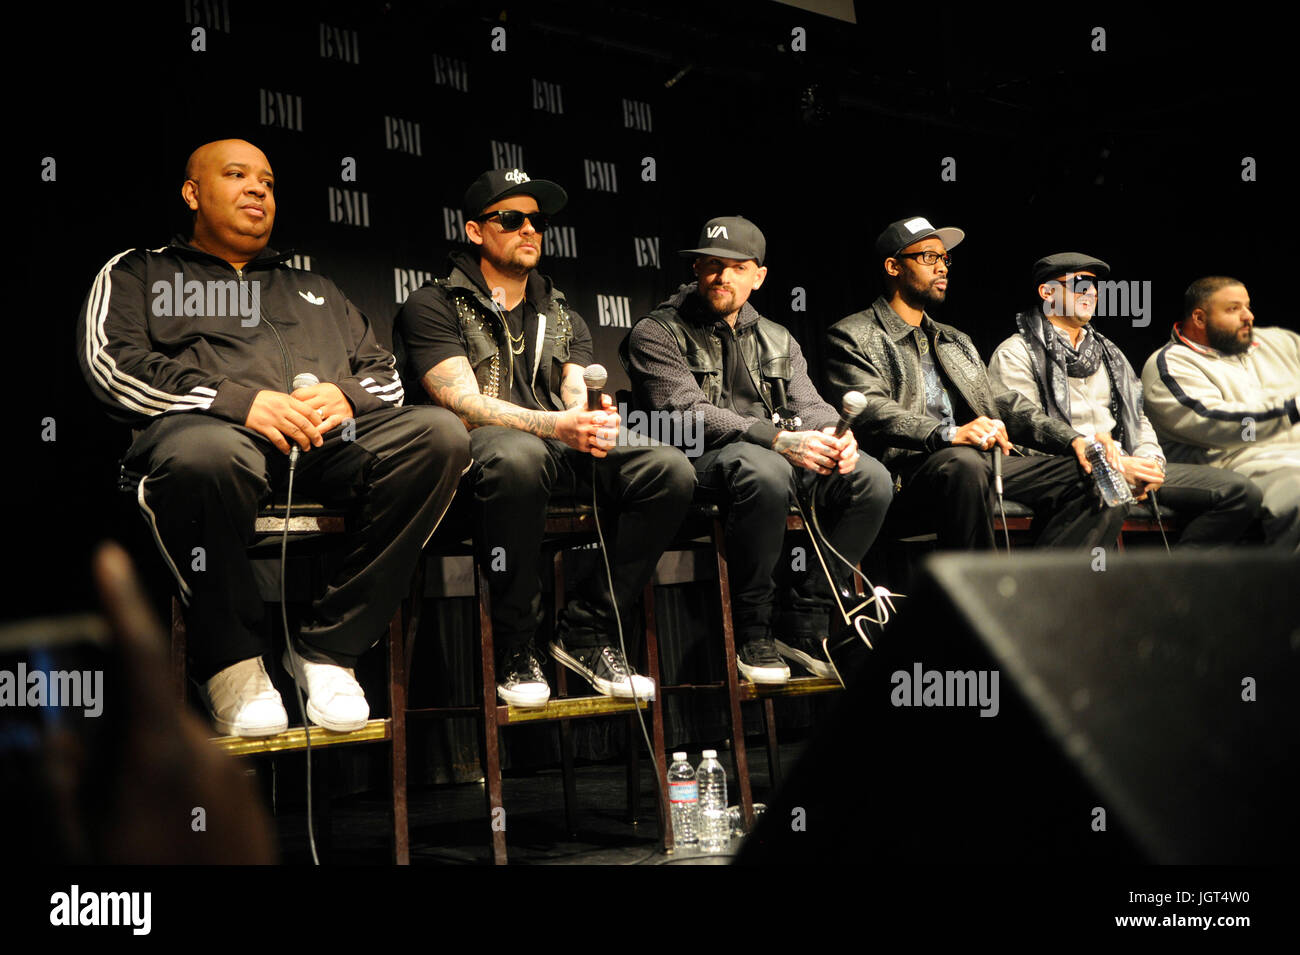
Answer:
[{"left": 269, "top": 739, "right": 806, "bottom": 865}]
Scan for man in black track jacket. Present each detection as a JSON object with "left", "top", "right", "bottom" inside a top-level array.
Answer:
[{"left": 76, "top": 139, "right": 469, "bottom": 737}]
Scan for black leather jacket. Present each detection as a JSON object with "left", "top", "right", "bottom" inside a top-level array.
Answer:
[{"left": 825, "top": 296, "right": 1080, "bottom": 477}]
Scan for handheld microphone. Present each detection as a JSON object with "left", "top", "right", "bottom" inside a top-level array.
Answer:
[
  {"left": 835, "top": 391, "right": 867, "bottom": 438},
  {"left": 583, "top": 363, "right": 608, "bottom": 412},
  {"left": 992, "top": 447, "right": 1003, "bottom": 497},
  {"left": 289, "top": 372, "right": 320, "bottom": 469}
]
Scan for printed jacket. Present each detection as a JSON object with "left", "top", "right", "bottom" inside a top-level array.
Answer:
[
  {"left": 824, "top": 296, "right": 1080, "bottom": 478},
  {"left": 77, "top": 238, "right": 402, "bottom": 429}
]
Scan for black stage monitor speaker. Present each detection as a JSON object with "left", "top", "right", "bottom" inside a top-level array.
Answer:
[{"left": 739, "top": 550, "right": 1299, "bottom": 864}]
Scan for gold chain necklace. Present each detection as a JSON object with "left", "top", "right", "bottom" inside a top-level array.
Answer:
[{"left": 507, "top": 324, "right": 526, "bottom": 355}]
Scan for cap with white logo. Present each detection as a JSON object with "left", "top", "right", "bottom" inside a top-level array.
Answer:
[
  {"left": 462, "top": 168, "right": 568, "bottom": 218},
  {"left": 679, "top": 215, "right": 766, "bottom": 265},
  {"left": 874, "top": 216, "right": 965, "bottom": 261}
]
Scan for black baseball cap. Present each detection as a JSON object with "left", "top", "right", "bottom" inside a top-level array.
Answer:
[
  {"left": 1032, "top": 252, "right": 1111, "bottom": 285},
  {"left": 679, "top": 216, "right": 766, "bottom": 265},
  {"left": 462, "top": 168, "right": 567, "bottom": 218},
  {"left": 875, "top": 216, "right": 965, "bottom": 260}
]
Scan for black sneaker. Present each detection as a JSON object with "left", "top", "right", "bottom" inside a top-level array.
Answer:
[
  {"left": 737, "top": 637, "right": 791, "bottom": 684},
  {"left": 549, "top": 639, "right": 656, "bottom": 700},
  {"left": 496, "top": 642, "right": 550, "bottom": 708},
  {"left": 774, "top": 636, "right": 834, "bottom": 679}
]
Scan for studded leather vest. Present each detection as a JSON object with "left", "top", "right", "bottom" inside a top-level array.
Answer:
[{"left": 435, "top": 263, "right": 575, "bottom": 411}]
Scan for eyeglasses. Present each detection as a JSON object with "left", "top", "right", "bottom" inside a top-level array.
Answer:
[
  {"left": 475, "top": 209, "right": 550, "bottom": 233},
  {"left": 1047, "top": 274, "right": 1099, "bottom": 295},
  {"left": 896, "top": 250, "right": 951, "bottom": 267}
]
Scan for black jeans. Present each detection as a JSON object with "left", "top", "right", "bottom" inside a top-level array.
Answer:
[
  {"left": 693, "top": 442, "right": 893, "bottom": 643},
  {"left": 892, "top": 446, "right": 1126, "bottom": 549},
  {"left": 461, "top": 427, "right": 696, "bottom": 652},
  {"left": 126, "top": 406, "right": 471, "bottom": 680},
  {"left": 1135, "top": 462, "right": 1262, "bottom": 545}
]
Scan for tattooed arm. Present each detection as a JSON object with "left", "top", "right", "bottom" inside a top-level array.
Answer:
[
  {"left": 773, "top": 428, "right": 857, "bottom": 475},
  {"left": 422, "top": 355, "right": 616, "bottom": 454},
  {"left": 560, "top": 363, "right": 588, "bottom": 411}
]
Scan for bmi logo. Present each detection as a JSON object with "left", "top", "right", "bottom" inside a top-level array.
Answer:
[
  {"left": 328, "top": 187, "right": 370, "bottom": 227},
  {"left": 634, "top": 237, "right": 660, "bottom": 268},
  {"left": 433, "top": 53, "right": 469, "bottom": 92},
  {"left": 491, "top": 141, "right": 524, "bottom": 169},
  {"left": 548, "top": 226, "right": 578, "bottom": 258},
  {"left": 443, "top": 207, "right": 466, "bottom": 241},
  {"left": 288, "top": 254, "right": 312, "bottom": 271},
  {"left": 707, "top": 225, "right": 729, "bottom": 239},
  {"left": 622, "top": 99, "right": 652, "bottom": 132},
  {"left": 384, "top": 116, "right": 422, "bottom": 156},
  {"left": 394, "top": 268, "right": 434, "bottom": 304},
  {"left": 532, "top": 78, "right": 564, "bottom": 114},
  {"left": 319, "top": 23, "right": 360, "bottom": 64},
  {"left": 259, "top": 89, "right": 303, "bottom": 131},
  {"left": 584, "top": 160, "right": 618, "bottom": 193},
  {"left": 597, "top": 294, "right": 631, "bottom": 328},
  {"left": 185, "top": 0, "right": 230, "bottom": 32}
]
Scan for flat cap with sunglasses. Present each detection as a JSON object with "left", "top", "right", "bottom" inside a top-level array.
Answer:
[{"left": 463, "top": 168, "right": 568, "bottom": 231}]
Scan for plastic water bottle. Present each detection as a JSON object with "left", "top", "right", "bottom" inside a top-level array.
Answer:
[
  {"left": 1086, "top": 440, "right": 1134, "bottom": 507},
  {"left": 697, "top": 749, "right": 729, "bottom": 852},
  {"left": 667, "top": 752, "right": 699, "bottom": 846}
]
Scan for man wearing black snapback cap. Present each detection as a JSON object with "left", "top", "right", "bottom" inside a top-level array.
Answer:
[
  {"left": 988, "top": 253, "right": 1261, "bottom": 545},
  {"left": 395, "top": 169, "right": 694, "bottom": 706},
  {"left": 825, "top": 217, "right": 1126, "bottom": 549},
  {"left": 627, "top": 216, "right": 892, "bottom": 683}
]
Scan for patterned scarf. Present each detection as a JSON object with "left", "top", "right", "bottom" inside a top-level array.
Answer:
[{"left": 1014, "top": 309, "right": 1144, "bottom": 452}]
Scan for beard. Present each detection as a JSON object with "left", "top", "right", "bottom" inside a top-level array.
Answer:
[
  {"left": 698, "top": 284, "right": 740, "bottom": 318},
  {"left": 899, "top": 273, "right": 946, "bottom": 311},
  {"left": 1206, "top": 322, "right": 1252, "bottom": 355}
]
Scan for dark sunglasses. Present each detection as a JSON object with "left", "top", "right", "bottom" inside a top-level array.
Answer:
[
  {"left": 1048, "top": 274, "right": 1099, "bottom": 294},
  {"left": 474, "top": 209, "right": 550, "bottom": 233}
]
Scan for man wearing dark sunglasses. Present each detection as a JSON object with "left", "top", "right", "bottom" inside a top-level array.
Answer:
[
  {"left": 395, "top": 168, "right": 694, "bottom": 707},
  {"left": 825, "top": 217, "right": 1126, "bottom": 550},
  {"left": 988, "top": 254, "right": 1261, "bottom": 545}
]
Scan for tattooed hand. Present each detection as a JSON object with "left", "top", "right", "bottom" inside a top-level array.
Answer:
[{"left": 773, "top": 428, "right": 844, "bottom": 474}]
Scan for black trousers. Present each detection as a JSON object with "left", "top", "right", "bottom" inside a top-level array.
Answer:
[
  {"left": 460, "top": 427, "right": 696, "bottom": 652},
  {"left": 127, "top": 407, "right": 470, "bottom": 680},
  {"left": 693, "top": 442, "right": 894, "bottom": 643},
  {"left": 892, "top": 446, "right": 1126, "bottom": 549},
  {"left": 1136, "top": 462, "right": 1262, "bottom": 546}
]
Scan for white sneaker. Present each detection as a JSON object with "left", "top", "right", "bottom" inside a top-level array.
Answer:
[
  {"left": 202, "top": 657, "right": 289, "bottom": 738},
  {"left": 282, "top": 642, "right": 369, "bottom": 733}
]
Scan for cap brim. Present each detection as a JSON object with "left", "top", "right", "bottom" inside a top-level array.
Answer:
[
  {"left": 678, "top": 246, "right": 761, "bottom": 262},
  {"left": 479, "top": 180, "right": 568, "bottom": 216},
  {"left": 1034, "top": 258, "right": 1111, "bottom": 284}
]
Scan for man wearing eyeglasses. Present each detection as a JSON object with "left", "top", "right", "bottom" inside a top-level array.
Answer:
[
  {"left": 824, "top": 217, "right": 1126, "bottom": 549},
  {"left": 987, "top": 254, "right": 1262, "bottom": 545},
  {"left": 395, "top": 169, "right": 694, "bottom": 706}
]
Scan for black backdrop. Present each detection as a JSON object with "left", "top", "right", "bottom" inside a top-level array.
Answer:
[{"left": 15, "top": 3, "right": 1290, "bottom": 653}]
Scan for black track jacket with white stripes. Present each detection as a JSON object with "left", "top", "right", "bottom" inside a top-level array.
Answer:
[{"left": 77, "top": 238, "right": 403, "bottom": 429}]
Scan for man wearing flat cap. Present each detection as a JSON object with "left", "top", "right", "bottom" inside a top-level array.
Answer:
[
  {"left": 988, "top": 254, "right": 1262, "bottom": 545},
  {"left": 825, "top": 217, "right": 1126, "bottom": 550},
  {"left": 627, "top": 216, "right": 892, "bottom": 684},
  {"left": 395, "top": 169, "right": 693, "bottom": 706}
]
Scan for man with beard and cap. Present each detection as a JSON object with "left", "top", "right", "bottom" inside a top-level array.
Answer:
[
  {"left": 824, "top": 217, "right": 1127, "bottom": 550},
  {"left": 988, "top": 254, "right": 1262, "bottom": 545},
  {"left": 626, "top": 216, "right": 893, "bottom": 683},
  {"left": 395, "top": 169, "right": 694, "bottom": 706},
  {"left": 76, "top": 139, "right": 470, "bottom": 737},
  {"left": 1141, "top": 277, "right": 1300, "bottom": 549}
]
